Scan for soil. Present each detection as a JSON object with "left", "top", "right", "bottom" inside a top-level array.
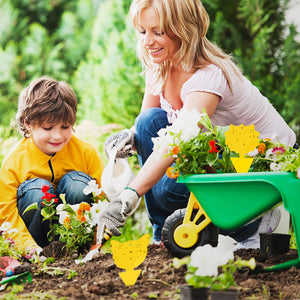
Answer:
[{"left": 1, "top": 241, "right": 300, "bottom": 300}]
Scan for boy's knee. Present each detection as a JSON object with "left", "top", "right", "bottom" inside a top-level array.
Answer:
[
  {"left": 57, "top": 171, "right": 93, "bottom": 205},
  {"left": 17, "top": 178, "right": 54, "bottom": 202},
  {"left": 17, "top": 178, "right": 54, "bottom": 213}
]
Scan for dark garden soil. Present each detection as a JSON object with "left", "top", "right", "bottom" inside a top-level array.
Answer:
[{"left": 1, "top": 241, "right": 300, "bottom": 299}]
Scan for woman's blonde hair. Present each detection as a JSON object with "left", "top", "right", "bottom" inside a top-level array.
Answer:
[
  {"left": 16, "top": 76, "right": 77, "bottom": 138},
  {"left": 130, "top": 0, "right": 242, "bottom": 95}
]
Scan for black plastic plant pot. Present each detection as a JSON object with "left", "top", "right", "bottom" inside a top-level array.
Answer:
[
  {"left": 210, "top": 289, "right": 239, "bottom": 300},
  {"left": 180, "top": 285, "right": 209, "bottom": 300},
  {"left": 260, "top": 233, "right": 291, "bottom": 256}
]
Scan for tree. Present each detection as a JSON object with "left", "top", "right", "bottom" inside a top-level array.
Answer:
[
  {"left": 75, "top": 0, "right": 144, "bottom": 128},
  {"left": 0, "top": 0, "right": 99, "bottom": 127}
]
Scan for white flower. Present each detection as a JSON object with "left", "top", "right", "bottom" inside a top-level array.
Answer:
[
  {"left": 189, "top": 235, "right": 235, "bottom": 277},
  {"left": 171, "top": 108, "right": 203, "bottom": 142},
  {"left": 83, "top": 180, "right": 102, "bottom": 196},
  {"left": 56, "top": 204, "right": 79, "bottom": 225},
  {"left": 0, "top": 222, "right": 12, "bottom": 232},
  {"left": 265, "top": 149, "right": 273, "bottom": 158},
  {"left": 56, "top": 204, "right": 65, "bottom": 213},
  {"left": 8, "top": 228, "right": 18, "bottom": 234},
  {"left": 90, "top": 201, "right": 109, "bottom": 226},
  {"left": 190, "top": 244, "right": 220, "bottom": 276},
  {"left": 270, "top": 162, "right": 282, "bottom": 172},
  {"left": 248, "top": 148, "right": 259, "bottom": 157},
  {"left": 152, "top": 108, "right": 203, "bottom": 158},
  {"left": 297, "top": 168, "right": 300, "bottom": 179}
]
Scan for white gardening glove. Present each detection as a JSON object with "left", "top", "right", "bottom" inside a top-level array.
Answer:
[
  {"left": 96, "top": 188, "right": 141, "bottom": 243},
  {"left": 104, "top": 129, "right": 135, "bottom": 158}
]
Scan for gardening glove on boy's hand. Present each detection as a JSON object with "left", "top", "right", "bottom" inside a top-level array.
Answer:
[
  {"left": 97, "top": 188, "right": 141, "bottom": 243},
  {"left": 104, "top": 129, "right": 135, "bottom": 158}
]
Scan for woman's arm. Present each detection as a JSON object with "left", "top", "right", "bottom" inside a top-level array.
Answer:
[
  {"left": 130, "top": 91, "right": 220, "bottom": 196},
  {"left": 130, "top": 149, "right": 175, "bottom": 196},
  {"left": 140, "top": 70, "right": 160, "bottom": 111}
]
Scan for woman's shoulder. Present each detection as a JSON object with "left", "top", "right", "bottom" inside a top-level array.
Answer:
[
  {"left": 193, "top": 64, "right": 225, "bottom": 79},
  {"left": 181, "top": 64, "right": 229, "bottom": 101}
]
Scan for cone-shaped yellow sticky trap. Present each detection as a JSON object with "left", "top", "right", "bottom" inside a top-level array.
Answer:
[
  {"left": 230, "top": 157, "right": 254, "bottom": 173},
  {"left": 119, "top": 269, "right": 141, "bottom": 286},
  {"left": 111, "top": 233, "right": 150, "bottom": 286},
  {"left": 225, "top": 124, "right": 260, "bottom": 173}
]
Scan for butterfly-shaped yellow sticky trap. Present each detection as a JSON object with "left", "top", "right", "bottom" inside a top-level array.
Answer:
[{"left": 225, "top": 124, "right": 260, "bottom": 173}]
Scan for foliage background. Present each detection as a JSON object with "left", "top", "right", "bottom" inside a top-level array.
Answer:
[
  {"left": 0, "top": 0, "right": 299, "bottom": 238},
  {"left": 1, "top": 0, "right": 300, "bottom": 139}
]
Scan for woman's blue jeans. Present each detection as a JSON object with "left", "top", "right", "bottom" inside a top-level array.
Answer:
[
  {"left": 134, "top": 108, "right": 261, "bottom": 242},
  {"left": 135, "top": 108, "right": 191, "bottom": 241},
  {"left": 17, "top": 171, "right": 93, "bottom": 247}
]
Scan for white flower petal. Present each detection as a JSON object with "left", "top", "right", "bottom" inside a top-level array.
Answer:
[{"left": 0, "top": 222, "right": 11, "bottom": 232}]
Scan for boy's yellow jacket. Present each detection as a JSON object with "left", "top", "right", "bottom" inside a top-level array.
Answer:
[{"left": 0, "top": 135, "right": 104, "bottom": 251}]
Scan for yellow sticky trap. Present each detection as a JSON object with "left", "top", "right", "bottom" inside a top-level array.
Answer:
[
  {"left": 225, "top": 124, "right": 260, "bottom": 173},
  {"left": 111, "top": 233, "right": 150, "bottom": 286}
]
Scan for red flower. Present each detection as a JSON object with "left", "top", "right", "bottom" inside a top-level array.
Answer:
[
  {"left": 41, "top": 192, "right": 57, "bottom": 200},
  {"left": 41, "top": 185, "right": 58, "bottom": 202},
  {"left": 208, "top": 140, "right": 218, "bottom": 153},
  {"left": 41, "top": 185, "right": 50, "bottom": 193}
]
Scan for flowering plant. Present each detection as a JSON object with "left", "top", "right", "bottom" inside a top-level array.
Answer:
[
  {"left": 152, "top": 109, "right": 234, "bottom": 177},
  {"left": 173, "top": 235, "right": 256, "bottom": 290},
  {"left": 0, "top": 222, "right": 22, "bottom": 259},
  {"left": 83, "top": 180, "right": 107, "bottom": 202},
  {"left": 152, "top": 109, "right": 300, "bottom": 177},
  {"left": 250, "top": 138, "right": 300, "bottom": 175},
  {"left": 53, "top": 182, "right": 108, "bottom": 255},
  {"left": 23, "top": 180, "right": 108, "bottom": 256},
  {"left": 23, "top": 185, "right": 59, "bottom": 242}
]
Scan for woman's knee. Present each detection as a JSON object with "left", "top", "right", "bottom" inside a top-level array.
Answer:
[
  {"left": 135, "top": 108, "right": 169, "bottom": 135},
  {"left": 151, "top": 179, "right": 190, "bottom": 213}
]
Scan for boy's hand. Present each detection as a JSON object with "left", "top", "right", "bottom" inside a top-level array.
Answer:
[{"left": 104, "top": 129, "right": 135, "bottom": 158}]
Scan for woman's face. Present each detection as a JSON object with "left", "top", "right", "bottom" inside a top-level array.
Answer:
[{"left": 137, "top": 7, "right": 181, "bottom": 64}]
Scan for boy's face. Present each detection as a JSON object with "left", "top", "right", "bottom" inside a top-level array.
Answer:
[{"left": 25, "top": 120, "right": 73, "bottom": 156}]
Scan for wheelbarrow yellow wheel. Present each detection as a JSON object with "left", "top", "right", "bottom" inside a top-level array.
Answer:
[{"left": 162, "top": 208, "right": 219, "bottom": 258}]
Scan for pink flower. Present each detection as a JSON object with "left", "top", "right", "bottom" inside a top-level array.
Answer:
[{"left": 272, "top": 146, "right": 285, "bottom": 156}]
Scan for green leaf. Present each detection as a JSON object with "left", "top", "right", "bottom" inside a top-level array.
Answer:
[{"left": 23, "top": 202, "right": 39, "bottom": 214}]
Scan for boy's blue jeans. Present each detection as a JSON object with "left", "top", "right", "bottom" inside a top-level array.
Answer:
[
  {"left": 17, "top": 171, "right": 93, "bottom": 247},
  {"left": 134, "top": 108, "right": 261, "bottom": 242}
]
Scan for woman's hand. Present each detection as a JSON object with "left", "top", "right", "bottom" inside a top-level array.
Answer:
[
  {"left": 96, "top": 188, "right": 140, "bottom": 242},
  {"left": 104, "top": 129, "right": 135, "bottom": 158}
]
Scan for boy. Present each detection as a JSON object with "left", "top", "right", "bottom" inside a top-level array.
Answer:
[{"left": 0, "top": 76, "right": 104, "bottom": 252}]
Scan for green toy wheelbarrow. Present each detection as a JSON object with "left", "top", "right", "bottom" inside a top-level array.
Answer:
[{"left": 162, "top": 171, "right": 300, "bottom": 271}]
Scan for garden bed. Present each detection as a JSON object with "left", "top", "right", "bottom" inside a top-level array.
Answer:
[{"left": 1, "top": 242, "right": 299, "bottom": 299}]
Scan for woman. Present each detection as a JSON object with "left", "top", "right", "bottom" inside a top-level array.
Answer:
[{"left": 98, "top": 0, "right": 296, "bottom": 247}]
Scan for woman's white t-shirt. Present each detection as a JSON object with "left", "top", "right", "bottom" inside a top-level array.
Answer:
[{"left": 160, "top": 64, "right": 296, "bottom": 146}]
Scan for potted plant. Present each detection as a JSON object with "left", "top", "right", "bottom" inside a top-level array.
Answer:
[
  {"left": 174, "top": 235, "right": 256, "bottom": 300},
  {"left": 260, "top": 232, "right": 291, "bottom": 256}
]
